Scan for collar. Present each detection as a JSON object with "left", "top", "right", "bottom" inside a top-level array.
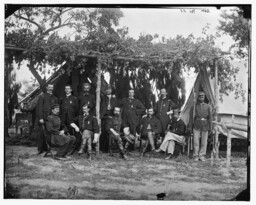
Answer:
[
  {"left": 66, "top": 94, "right": 71, "bottom": 97},
  {"left": 162, "top": 97, "right": 166, "bottom": 100},
  {"left": 107, "top": 94, "right": 111, "bottom": 97},
  {"left": 176, "top": 118, "right": 180, "bottom": 122}
]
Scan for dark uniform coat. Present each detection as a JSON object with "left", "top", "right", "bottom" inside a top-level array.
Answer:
[
  {"left": 168, "top": 118, "right": 186, "bottom": 136},
  {"left": 35, "top": 92, "right": 58, "bottom": 153},
  {"left": 154, "top": 97, "right": 176, "bottom": 132},
  {"left": 78, "top": 93, "right": 96, "bottom": 116},
  {"left": 59, "top": 94, "right": 79, "bottom": 126},
  {"left": 106, "top": 115, "right": 123, "bottom": 135},
  {"left": 119, "top": 98, "right": 145, "bottom": 135},
  {"left": 188, "top": 102, "right": 212, "bottom": 131},
  {"left": 100, "top": 94, "right": 119, "bottom": 152},
  {"left": 36, "top": 92, "right": 58, "bottom": 122},
  {"left": 46, "top": 114, "right": 75, "bottom": 157},
  {"left": 71, "top": 114, "right": 99, "bottom": 134},
  {"left": 136, "top": 115, "right": 162, "bottom": 137}
]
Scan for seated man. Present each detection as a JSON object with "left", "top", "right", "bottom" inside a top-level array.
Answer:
[
  {"left": 106, "top": 106, "right": 128, "bottom": 160},
  {"left": 136, "top": 107, "right": 162, "bottom": 157},
  {"left": 122, "top": 127, "right": 136, "bottom": 153},
  {"left": 45, "top": 104, "right": 76, "bottom": 159},
  {"left": 156, "top": 109, "right": 186, "bottom": 159},
  {"left": 70, "top": 104, "right": 100, "bottom": 159}
]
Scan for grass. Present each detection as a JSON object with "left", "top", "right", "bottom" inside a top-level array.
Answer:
[{"left": 5, "top": 145, "right": 248, "bottom": 200}]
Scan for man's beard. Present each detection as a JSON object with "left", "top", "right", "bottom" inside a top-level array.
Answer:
[{"left": 114, "top": 113, "right": 119, "bottom": 117}]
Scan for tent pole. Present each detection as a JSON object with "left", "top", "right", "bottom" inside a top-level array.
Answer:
[
  {"left": 96, "top": 57, "right": 102, "bottom": 154},
  {"left": 214, "top": 59, "right": 219, "bottom": 159}
]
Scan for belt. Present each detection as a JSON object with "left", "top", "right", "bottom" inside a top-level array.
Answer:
[{"left": 196, "top": 118, "right": 207, "bottom": 121}]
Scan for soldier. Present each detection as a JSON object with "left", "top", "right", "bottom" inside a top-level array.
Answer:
[
  {"left": 156, "top": 109, "right": 186, "bottom": 159},
  {"left": 59, "top": 85, "right": 78, "bottom": 134},
  {"left": 100, "top": 85, "right": 119, "bottom": 152},
  {"left": 154, "top": 88, "right": 176, "bottom": 139},
  {"left": 70, "top": 104, "right": 100, "bottom": 159},
  {"left": 36, "top": 83, "right": 58, "bottom": 154},
  {"left": 106, "top": 106, "right": 128, "bottom": 160},
  {"left": 119, "top": 89, "right": 145, "bottom": 136},
  {"left": 78, "top": 83, "right": 96, "bottom": 116},
  {"left": 45, "top": 104, "right": 76, "bottom": 159},
  {"left": 136, "top": 107, "right": 162, "bottom": 157},
  {"left": 188, "top": 91, "right": 212, "bottom": 162}
]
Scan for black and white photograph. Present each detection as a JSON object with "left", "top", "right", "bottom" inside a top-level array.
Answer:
[{"left": 2, "top": 2, "right": 253, "bottom": 202}]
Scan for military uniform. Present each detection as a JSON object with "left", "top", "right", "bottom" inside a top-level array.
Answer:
[
  {"left": 189, "top": 100, "right": 212, "bottom": 159},
  {"left": 154, "top": 97, "right": 176, "bottom": 134},
  {"left": 46, "top": 114, "right": 75, "bottom": 157},
  {"left": 136, "top": 115, "right": 162, "bottom": 154},
  {"left": 100, "top": 94, "right": 119, "bottom": 152},
  {"left": 120, "top": 98, "right": 145, "bottom": 135},
  {"left": 106, "top": 115, "right": 126, "bottom": 157},
  {"left": 36, "top": 92, "right": 58, "bottom": 153},
  {"left": 78, "top": 92, "right": 96, "bottom": 116},
  {"left": 59, "top": 94, "right": 78, "bottom": 134},
  {"left": 158, "top": 118, "right": 186, "bottom": 155},
  {"left": 71, "top": 114, "right": 99, "bottom": 156}
]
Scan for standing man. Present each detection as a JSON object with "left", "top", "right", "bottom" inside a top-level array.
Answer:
[
  {"left": 70, "top": 104, "right": 100, "bottom": 159},
  {"left": 154, "top": 88, "right": 176, "bottom": 138},
  {"left": 100, "top": 85, "right": 119, "bottom": 152},
  {"left": 46, "top": 104, "right": 76, "bottom": 159},
  {"left": 106, "top": 106, "right": 128, "bottom": 160},
  {"left": 36, "top": 83, "right": 58, "bottom": 154},
  {"left": 156, "top": 109, "right": 186, "bottom": 159},
  {"left": 188, "top": 91, "right": 212, "bottom": 162},
  {"left": 78, "top": 83, "right": 96, "bottom": 116},
  {"left": 120, "top": 89, "right": 145, "bottom": 136},
  {"left": 59, "top": 85, "right": 79, "bottom": 135},
  {"left": 136, "top": 107, "right": 162, "bottom": 157}
]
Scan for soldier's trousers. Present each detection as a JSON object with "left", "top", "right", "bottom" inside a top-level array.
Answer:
[
  {"left": 193, "top": 129, "right": 208, "bottom": 158},
  {"left": 141, "top": 131, "right": 156, "bottom": 154},
  {"left": 109, "top": 133, "right": 125, "bottom": 156},
  {"left": 79, "top": 130, "right": 99, "bottom": 155}
]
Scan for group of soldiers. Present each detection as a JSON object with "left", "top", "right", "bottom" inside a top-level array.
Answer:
[{"left": 34, "top": 82, "right": 212, "bottom": 162}]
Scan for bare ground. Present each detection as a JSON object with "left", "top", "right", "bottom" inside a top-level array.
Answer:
[{"left": 4, "top": 145, "right": 247, "bottom": 200}]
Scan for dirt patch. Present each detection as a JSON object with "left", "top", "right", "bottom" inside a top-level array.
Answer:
[{"left": 4, "top": 145, "right": 247, "bottom": 200}]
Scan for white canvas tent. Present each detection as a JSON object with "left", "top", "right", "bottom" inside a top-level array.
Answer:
[{"left": 180, "top": 66, "right": 248, "bottom": 140}]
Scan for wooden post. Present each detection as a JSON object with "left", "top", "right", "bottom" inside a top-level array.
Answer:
[
  {"left": 95, "top": 58, "right": 102, "bottom": 154},
  {"left": 226, "top": 129, "right": 232, "bottom": 168},
  {"left": 226, "top": 115, "right": 234, "bottom": 168},
  {"left": 214, "top": 59, "right": 219, "bottom": 159}
]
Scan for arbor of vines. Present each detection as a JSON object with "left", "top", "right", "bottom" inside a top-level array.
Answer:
[{"left": 5, "top": 6, "right": 243, "bottom": 111}]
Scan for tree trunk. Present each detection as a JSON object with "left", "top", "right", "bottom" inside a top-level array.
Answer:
[
  {"left": 95, "top": 58, "right": 102, "bottom": 153},
  {"left": 28, "top": 61, "right": 47, "bottom": 93}
]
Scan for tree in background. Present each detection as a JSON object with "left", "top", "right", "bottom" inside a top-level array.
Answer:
[{"left": 218, "top": 7, "right": 250, "bottom": 58}]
